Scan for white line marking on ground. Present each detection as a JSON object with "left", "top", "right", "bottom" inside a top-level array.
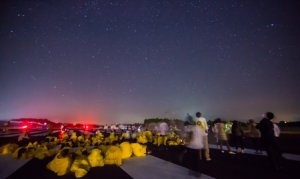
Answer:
[{"left": 282, "top": 153, "right": 300, "bottom": 161}]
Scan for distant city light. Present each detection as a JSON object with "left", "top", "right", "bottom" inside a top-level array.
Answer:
[{"left": 22, "top": 125, "right": 28, "bottom": 129}]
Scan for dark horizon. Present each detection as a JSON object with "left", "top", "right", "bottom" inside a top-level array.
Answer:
[
  {"left": 1, "top": 0, "right": 300, "bottom": 124},
  {"left": 0, "top": 113, "right": 299, "bottom": 125}
]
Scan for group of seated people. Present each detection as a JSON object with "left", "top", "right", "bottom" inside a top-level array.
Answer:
[{"left": 0, "top": 128, "right": 184, "bottom": 178}]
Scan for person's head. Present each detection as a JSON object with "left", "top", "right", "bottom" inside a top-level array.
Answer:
[
  {"left": 196, "top": 112, "right": 202, "bottom": 118},
  {"left": 215, "top": 118, "right": 222, "bottom": 123},
  {"left": 249, "top": 119, "right": 254, "bottom": 123},
  {"left": 265, "top": 112, "right": 274, "bottom": 120}
]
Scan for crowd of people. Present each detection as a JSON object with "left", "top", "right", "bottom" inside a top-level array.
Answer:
[
  {"left": 0, "top": 111, "right": 285, "bottom": 177},
  {"left": 205, "top": 111, "right": 283, "bottom": 170},
  {"left": 176, "top": 111, "right": 283, "bottom": 173},
  {"left": 211, "top": 114, "right": 281, "bottom": 156}
]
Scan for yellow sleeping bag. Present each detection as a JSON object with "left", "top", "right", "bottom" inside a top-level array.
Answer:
[
  {"left": 47, "top": 148, "right": 72, "bottom": 176},
  {"left": 104, "top": 146, "right": 122, "bottom": 166},
  {"left": 88, "top": 149, "right": 104, "bottom": 167},
  {"left": 120, "top": 142, "right": 132, "bottom": 159},
  {"left": 131, "top": 143, "right": 146, "bottom": 157}
]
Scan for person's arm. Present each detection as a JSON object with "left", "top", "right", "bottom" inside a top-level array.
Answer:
[
  {"left": 273, "top": 123, "right": 280, "bottom": 137},
  {"left": 204, "top": 119, "right": 209, "bottom": 133}
]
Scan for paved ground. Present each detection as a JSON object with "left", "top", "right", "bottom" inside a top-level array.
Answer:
[
  {"left": 0, "top": 155, "right": 30, "bottom": 179},
  {"left": 151, "top": 145, "right": 300, "bottom": 179},
  {"left": 120, "top": 155, "right": 214, "bottom": 179}
]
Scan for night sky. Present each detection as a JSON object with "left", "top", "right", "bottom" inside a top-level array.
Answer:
[{"left": 1, "top": 0, "right": 300, "bottom": 124}]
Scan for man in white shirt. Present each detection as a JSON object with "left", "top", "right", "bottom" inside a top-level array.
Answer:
[
  {"left": 195, "top": 112, "right": 211, "bottom": 161},
  {"left": 158, "top": 122, "right": 169, "bottom": 136}
]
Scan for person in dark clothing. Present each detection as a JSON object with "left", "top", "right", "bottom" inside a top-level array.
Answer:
[
  {"left": 256, "top": 112, "right": 283, "bottom": 170},
  {"left": 17, "top": 131, "right": 30, "bottom": 146},
  {"left": 231, "top": 120, "right": 245, "bottom": 153}
]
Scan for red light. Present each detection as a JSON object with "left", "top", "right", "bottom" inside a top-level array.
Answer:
[
  {"left": 22, "top": 125, "right": 28, "bottom": 129},
  {"left": 83, "top": 125, "right": 89, "bottom": 130}
]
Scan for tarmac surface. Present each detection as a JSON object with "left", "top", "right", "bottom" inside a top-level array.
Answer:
[{"left": 151, "top": 145, "right": 300, "bottom": 179}]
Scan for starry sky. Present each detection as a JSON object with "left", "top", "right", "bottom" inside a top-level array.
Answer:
[{"left": 1, "top": 0, "right": 300, "bottom": 124}]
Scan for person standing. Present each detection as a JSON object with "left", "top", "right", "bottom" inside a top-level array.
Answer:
[
  {"left": 247, "top": 119, "right": 262, "bottom": 154},
  {"left": 195, "top": 112, "right": 211, "bottom": 161},
  {"left": 256, "top": 112, "right": 283, "bottom": 170},
  {"left": 211, "top": 120, "right": 219, "bottom": 149},
  {"left": 231, "top": 120, "right": 245, "bottom": 153},
  {"left": 213, "top": 118, "right": 235, "bottom": 154},
  {"left": 178, "top": 115, "right": 204, "bottom": 177}
]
